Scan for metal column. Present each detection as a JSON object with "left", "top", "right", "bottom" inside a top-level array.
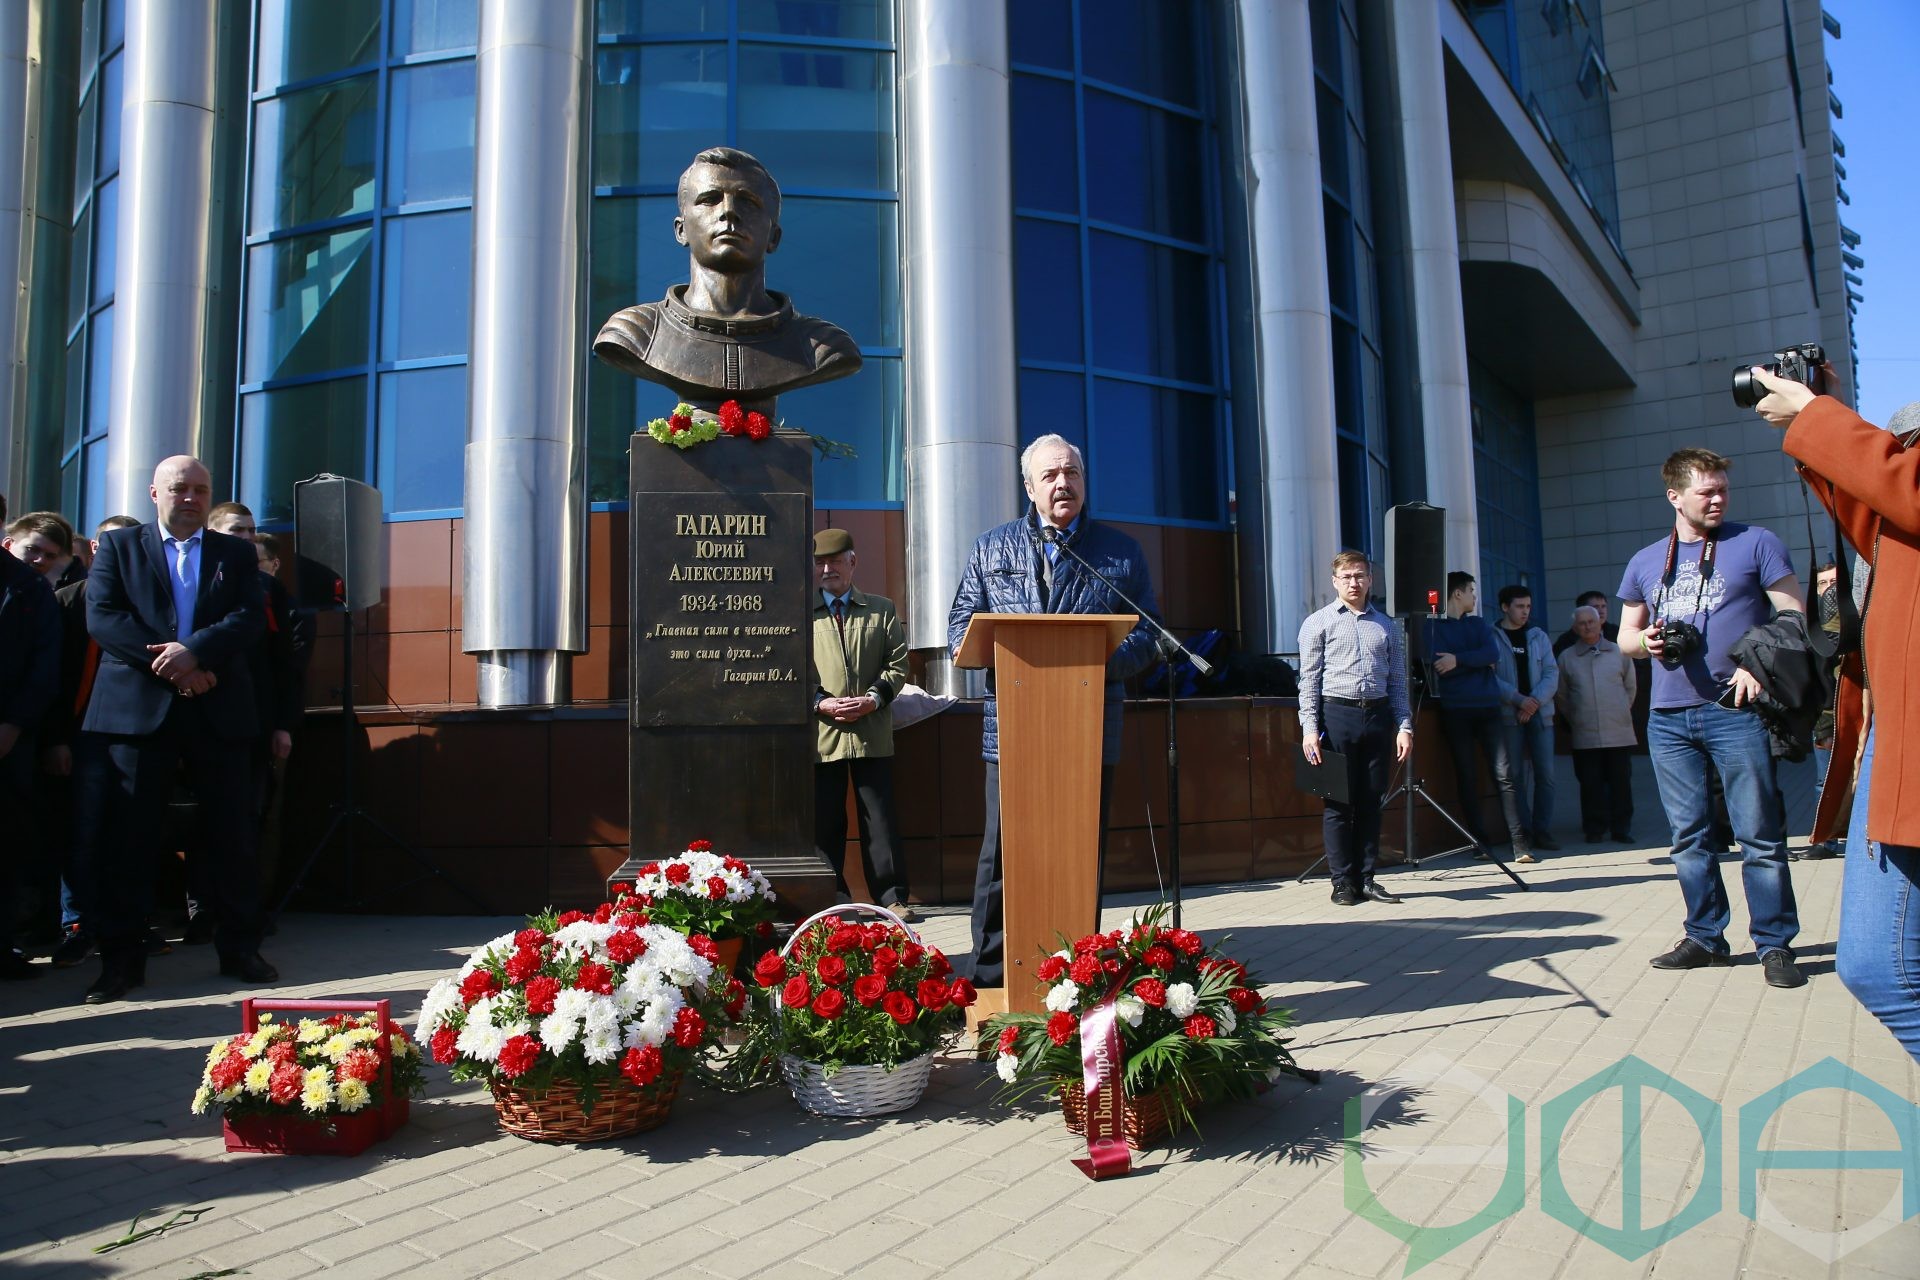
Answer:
[
  {"left": 1368, "top": 0, "right": 1478, "bottom": 575},
  {"left": 899, "top": 0, "right": 1020, "bottom": 695},
  {"left": 463, "top": 0, "right": 591, "bottom": 708},
  {"left": 103, "top": 0, "right": 218, "bottom": 515},
  {"left": 1217, "top": 0, "right": 1342, "bottom": 652}
]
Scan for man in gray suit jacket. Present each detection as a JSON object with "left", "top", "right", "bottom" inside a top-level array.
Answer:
[{"left": 74, "top": 456, "right": 274, "bottom": 1003}]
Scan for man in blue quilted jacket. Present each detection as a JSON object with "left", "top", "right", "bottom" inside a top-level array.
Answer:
[{"left": 947, "top": 434, "right": 1160, "bottom": 986}]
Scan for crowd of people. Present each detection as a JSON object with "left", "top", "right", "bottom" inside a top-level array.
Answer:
[{"left": 0, "top": 455, "right": 309, "bottom": 1001}]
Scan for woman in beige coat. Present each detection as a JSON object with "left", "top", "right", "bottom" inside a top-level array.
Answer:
[{"left": 1555, "top": 605, "right": 1640, "bottom": 842}]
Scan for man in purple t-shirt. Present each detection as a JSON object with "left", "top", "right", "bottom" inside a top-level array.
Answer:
[{"left": 1617, "top": 447, "right": 1806, "bottom": 989}]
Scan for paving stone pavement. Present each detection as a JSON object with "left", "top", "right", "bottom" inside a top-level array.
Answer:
[{"left": 3, "top": 825, "right": 1916, "bottom": 1278}]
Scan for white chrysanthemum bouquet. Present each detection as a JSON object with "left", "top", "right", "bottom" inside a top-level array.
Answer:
[
  {"left": 416, "top": 903, "right": 736, "bottom": 1114},
  {"left": 618, "top": 838, "right": 779, "bottom": 942}
]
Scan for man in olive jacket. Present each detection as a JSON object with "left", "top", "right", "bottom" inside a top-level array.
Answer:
[{"left": 812, "top": 528, "right": 913, "bottom": 915}]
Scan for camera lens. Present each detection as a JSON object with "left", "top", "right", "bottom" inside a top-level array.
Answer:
[{"left": 1730, "top": 366, "right": 1766, "bottom": 408}]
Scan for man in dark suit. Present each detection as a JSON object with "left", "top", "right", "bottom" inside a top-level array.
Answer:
[
  {"left": 0, "top": 492, "right": 60, "bottom": 978},
  {"left": 74, "top": 456, "right": 275, "bottom": 1003}
]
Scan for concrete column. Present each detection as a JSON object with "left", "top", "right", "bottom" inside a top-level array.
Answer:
[
  {"left": 899, "top": 0, "right": 1020, "bottom": 695},
  {"left": 1369, "top": 0, "right": 1479, "bottom": 575},
  {"left": 1217, "top": 0, "right": 1341, "bottom": 651},
  {"left": 103, "top": 0, "right": 217, "bottom": 515},
  {"left": 463, "top": 0, "right": 591, "bottom": 708}
]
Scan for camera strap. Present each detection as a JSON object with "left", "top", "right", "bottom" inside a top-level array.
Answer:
[{"left": 1655, "top": 525, "right": 1717, "bottom": 625}]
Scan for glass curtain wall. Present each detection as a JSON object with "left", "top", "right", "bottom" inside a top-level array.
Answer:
[
  {"left": 62, "top": 0, "right": 125, "bottom": 531},
  {"left": 238, "top": 0, "right": 477, "bottom": 524},
  {"left": 1007, "top": 0, "right": 1228, "bottom": 526},
  {"left": 1470, "top": 356, "right": 1546, "bottom": 598},
  {"left": 1310, "top": 0, "right": 1388, "bottom": 560},
  {"left": 589, "top": 0, "right": 901, "bottom": 507}
]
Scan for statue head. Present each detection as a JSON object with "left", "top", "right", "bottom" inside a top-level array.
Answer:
[{"left": 674, "top": 147, "right": 783, "bottom": 277}]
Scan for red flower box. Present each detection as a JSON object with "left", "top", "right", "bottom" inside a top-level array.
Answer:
[{"left": 213, "top": 999, "right": 416, "bottom": 1156}]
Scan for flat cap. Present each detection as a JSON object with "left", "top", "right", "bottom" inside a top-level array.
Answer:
[{"left": 813, "top": 527, "right": 854, "bottom": 557}]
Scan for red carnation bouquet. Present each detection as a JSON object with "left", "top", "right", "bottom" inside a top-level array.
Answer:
[
  {"left": 980, "top": 904, "right": 1305, "bottom": 1132},
  {"left": 745, "top": 910, "right": 974, "bottom": 1075}
]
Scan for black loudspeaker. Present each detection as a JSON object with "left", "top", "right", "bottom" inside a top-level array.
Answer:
[
  {"left": 1385, "top": 502, "right": 1447, "bottom": 617},
  {"left": 293, "top": 473, "right": 383, "bottom": 613}
]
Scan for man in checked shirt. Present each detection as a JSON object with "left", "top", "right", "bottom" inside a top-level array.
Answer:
[{"left": 1298, "top": 550, "right": 1414, "bottom": 906}]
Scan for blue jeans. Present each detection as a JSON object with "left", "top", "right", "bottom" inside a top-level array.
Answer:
[
  {"left": 1836, "top": 729, "right": 1920, "bottom": 1063},
  {"left": 1647, "top": 702, "right": 1798, "bottom": 956},
  {"left": 1509, "top": 716, "right": 1556, "bottom": 837}
]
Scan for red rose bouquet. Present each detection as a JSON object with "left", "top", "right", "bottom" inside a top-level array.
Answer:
[
  {"left": 980, "top": 905, "right": 1305, "bottom": 1134},
  {"left": 749, "top": 910, "right": 974, "bottom": 1073}
]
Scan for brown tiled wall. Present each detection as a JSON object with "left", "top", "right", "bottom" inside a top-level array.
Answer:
[{"left": 280, "top": 506, "right": 1404, "bottom": 914}]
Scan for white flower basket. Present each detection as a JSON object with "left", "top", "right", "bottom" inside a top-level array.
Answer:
[
  {"left": 779, "top": 1050, "right": 936, "bottom": 1117},
  {"left": 774, "top": 903, "right": 939, "bottom": 1118}
]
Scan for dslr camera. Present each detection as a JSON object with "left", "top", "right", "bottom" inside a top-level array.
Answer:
[
  {"left": 1655, "top": 618, "right": 1704, "bottom": 669},
  {"left": 1731, "top": 342, "right": 1826, "bottom": 408}
]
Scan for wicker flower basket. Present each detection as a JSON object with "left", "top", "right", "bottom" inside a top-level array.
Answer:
[
  {"left": 780, "top": 1051, "right": 935, "bottom": 1118},
  {"left": 1058, "top": 1079, "right": 1193, "bottom": 1150},
  {"left": 490, "top": 1070, "right": 683, "bottom": 1143}
]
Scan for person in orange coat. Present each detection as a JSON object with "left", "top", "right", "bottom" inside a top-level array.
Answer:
[{"left": 1751, "top": 367, "right": 1920, "bottom": 1063}]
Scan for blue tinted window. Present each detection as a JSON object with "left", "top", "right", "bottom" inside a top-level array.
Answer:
[
  {"left": 1011, "top": 75, "right": 1077, "bottom": 214},
  {"left": 1014, "top": 219, "right": 1082, "bottom": 365},
  {"left": 86, "top": 305, "right": 112, "bottom": 437},
  {"left": 83, "top": 437, "right": 109, "bottom": 530},
  {"left": 103, "top": 0, "right": 123, "bottom": 52},
  {"left": 72, "top": 86, "right": 94, "bottom": 209},
  {"left": 1087, "top": 233, "right": 1212, "bottom": 384},
  {"left": 789, "top": 355, "right": 902, "bottom": 504},
  {"left": 737, "top": 45, "right": 895, "bottom": 190},
  {"left": 379, "top": 367, "right": 466, "bottom": 513},
  {"left": 591, "top": 195, "right": 685, "bottom": 322},
  {"left": 255, "top": 0, "right": 381, "bottom": 93},
  {"left": 240, "top": 377, "right": 369, "bottom": 524},
  {"left": 1083, "top": 89, "right": 1205, "bottom": 243},
  {"left": 772, "top": 198, "right": 899, "bottom": 348},
  {"left": 97, "top": 54, "right": 122, "bottom": 177},
  {"left": 67, "top": 201, "right": 90, "bottom": 330},
  {"left": 250, "top": 75, "right": 378, "bottom": 234},
  {"left": 1091, "top": 379, "right": 1220, "bottom": 522},
  {"left": 386, "top": 60, "right": 476, "bottom": 206},
  {"left": 738, "top": 0, "right": 891, "bottom": 41},
  {"left": 1080, "top": 0, "right": 1198, "bottom": 106},
  {"left": 90, "top": 177, "right": 116, "bottom": 308},
  {"left": 1009, "top": 0, "right": 1073, "bottom": 70},
  {"left": 597, "top": 0, "right": 727, "bottom": 37},
  {"left": 593, "top": 44, "right": 729, "bottom": 189},
  {"left": 62, "top": 333, "right": 83, "bottom": 451},
  {"left": 393, "top": 0, "right": 476, "bottom": 54},
  {"left": 1017, "top": 369, "right": 1086, "bottom": 456},
  {"left": 381, "top": 210, "right": 470, "bottom": 361},
  {"left": 245, "top": 226, "right": 374, "bottom": 383}
]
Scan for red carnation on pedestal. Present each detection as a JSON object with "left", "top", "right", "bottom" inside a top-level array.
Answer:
[
  {"left": 718, "top": 400, "right": 747, "bottom": 436},
  {"left": 745, "top": 411, "right": 771, "bottom": 440},
  {"left": 668, "top": 413, "right": 692, "bottom": 435}
]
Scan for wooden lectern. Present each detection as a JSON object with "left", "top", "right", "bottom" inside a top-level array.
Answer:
[{"left": 955, "top": 613, "right": 1137, "bottom": 1016}]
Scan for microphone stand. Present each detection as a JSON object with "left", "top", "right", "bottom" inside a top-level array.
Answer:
[{"left": 1044, "top": 526, "right": 1210, "bottom": 927}]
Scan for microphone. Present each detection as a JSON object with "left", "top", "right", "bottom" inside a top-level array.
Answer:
[{"left": 1045, "top": 523, "right": 1211, "bottom": 676}]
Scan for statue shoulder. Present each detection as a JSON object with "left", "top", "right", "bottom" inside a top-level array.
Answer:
[
  {"left": 593, "top": 303, "right": 663, "bottom": 371},
  {"left": 794, "top": 314, "right": 864, "bottom": 377}
]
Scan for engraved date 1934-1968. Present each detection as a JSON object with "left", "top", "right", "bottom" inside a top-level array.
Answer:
[{"left": 678, "top": 593, "right": 762, "bottom": 612}]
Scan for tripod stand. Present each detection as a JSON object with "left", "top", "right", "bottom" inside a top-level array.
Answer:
[
  {"left": 277, "top": 608, "right": 490, "bottom": 913},
  {"left": 1388, "top": 611, "right": 1525, "bottom": 890}
]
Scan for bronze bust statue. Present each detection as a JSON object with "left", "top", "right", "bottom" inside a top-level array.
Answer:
[{"left": 593, "top": 147, "right": 862, "bottom": 415}]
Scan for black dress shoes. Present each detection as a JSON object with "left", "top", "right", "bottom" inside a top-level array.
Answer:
[
  {"left": 219, "top": 953, "right": 280, "bottom": 984},
  {"left": 1649, "top": 938, "right": 1732, "bottom": 970},
  {"left": 1361, "top": 881, "right": 1403, "bottom": 904},
  {"left": 1330, "top": 885, "right": 1362, "bottom": 906},
  {"left": 83, "top": 964, "right": 144, "bottom": 1004}
]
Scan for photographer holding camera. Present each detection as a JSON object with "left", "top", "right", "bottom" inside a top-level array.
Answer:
[
  {"left": 1749, "top": 361, "right": 1920, "bottom": 1063},
  {"left": 1617, "top": 447, "right": 1805, "bottom": 989}
]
